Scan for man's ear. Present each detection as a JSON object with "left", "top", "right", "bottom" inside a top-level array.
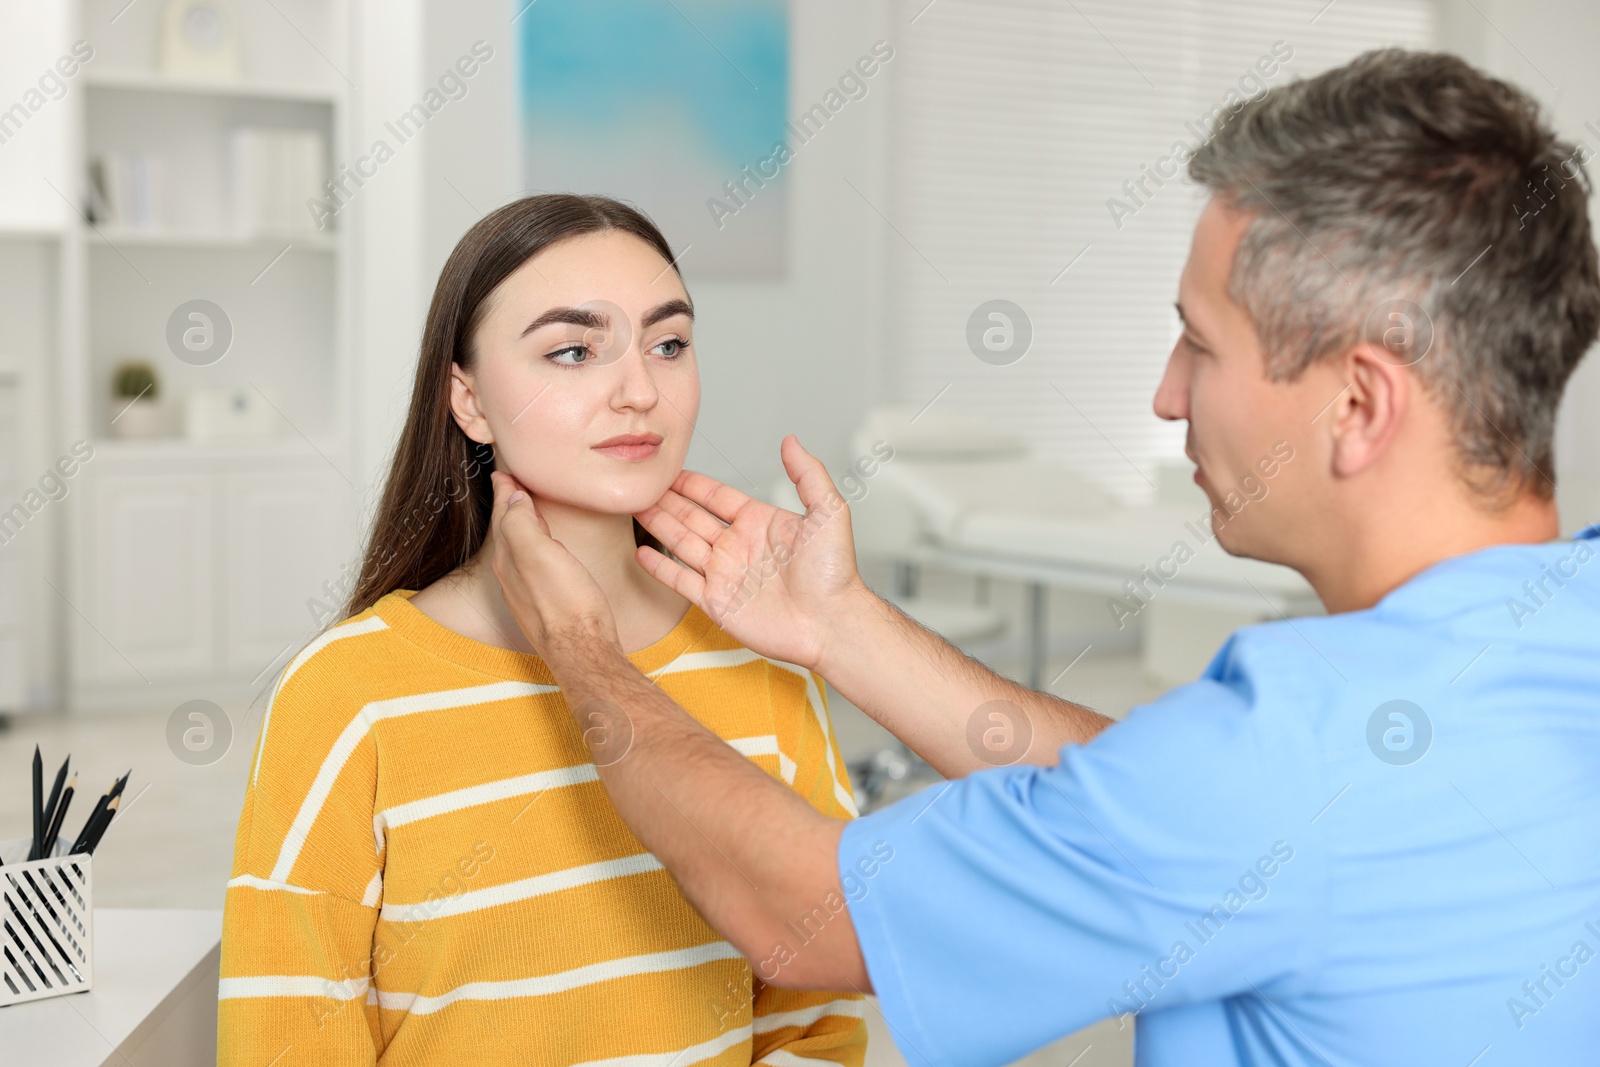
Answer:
[
  {"left": 449, "top": 362, "right": 494, "bottom": 445},
  {"left": 1327, "top": 343, "right": 1410, "bottom": 479}
]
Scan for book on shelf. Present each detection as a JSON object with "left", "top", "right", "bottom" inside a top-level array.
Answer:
[
  {"left": 230, "top": 127, "right": 328, "bottom": 237},
  {"left": 87, "top": 152, "right": 162, "bottom": 230}
]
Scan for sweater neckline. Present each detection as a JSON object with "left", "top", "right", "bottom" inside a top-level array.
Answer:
[{"left": 373, "top": 589, "right": 717, "bottom": 683}]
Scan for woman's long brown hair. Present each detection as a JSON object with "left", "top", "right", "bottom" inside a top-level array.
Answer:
[{"left": 343, "top": 194, "right": 681, "bottom": 620}]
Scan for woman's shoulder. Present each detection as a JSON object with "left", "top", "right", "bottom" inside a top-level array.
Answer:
[
  {"left": 275, "top": 595, "right": 407, "bottom": 690},
  {"left": 259, "top": 592, "right": 453, "bottom": 735}
]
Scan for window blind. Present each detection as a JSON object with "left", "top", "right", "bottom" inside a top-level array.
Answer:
[{"left": 888, "top": 0, "right": 1437, "bottom": 501}]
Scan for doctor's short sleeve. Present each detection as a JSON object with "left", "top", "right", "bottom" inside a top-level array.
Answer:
[{"left": 837, "top": 676, "right": 1329, "bottom": 1067}]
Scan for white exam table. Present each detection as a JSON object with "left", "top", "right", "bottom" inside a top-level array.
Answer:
[{"left": 870, "top": 457, "right": 1320, "bottom": 688}]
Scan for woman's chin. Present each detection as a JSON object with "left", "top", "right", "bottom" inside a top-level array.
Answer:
[{"left": 520, "top": 479, "right": 678, "bottom": 518}]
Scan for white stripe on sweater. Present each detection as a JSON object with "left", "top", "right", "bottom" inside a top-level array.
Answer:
[
  {"left": 371, "top": 736, "right": 791, "bottom": 851},
  {"left": 726, "top": 734, "right": 797, "bottom": 785},
  {"left": 753, "top": 996, "right": 864, "bottom": 1033},
  {"left": 373, "top": 942, "right": 744, "bottom": 1014},
  {"left": 381, "top": 853, "right": 665, "bottom": 923},
  {"left": 649, "top": 649, "right": 842, "bottom": 803},
  {"left": 270, "top": 680, "right": 558, "bottom": 883},
  {"left": 226, "top": 874, "right": 320, "bottom": 895},
  {"left": 648, "top": 648, "right": 763, "bottom": 678},
  {"left": 254, "top": 615, "right": 389, "bottom": 785},
  {"left": 761, "top": 658, "right": 859, "bottom": 816},
  {"left": 373, "top": 763, "right": 600, "bottom": 851},
  {"left": 569, "top": 1022, "right": 753, "bottom": 1067},
  {"left": 219, "top": 974, "right": 369, "bottom": 1001},
  {"left": 761, "top": 1051, "right": 852, "bottom": 1067}
]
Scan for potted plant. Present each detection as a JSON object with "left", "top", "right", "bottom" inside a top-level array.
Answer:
[{"left": 111, "top": 360, "right": 165, "bottom": 439}]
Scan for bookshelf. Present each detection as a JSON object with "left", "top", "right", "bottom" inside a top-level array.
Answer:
[{"left": 0, "top": 0, "right": 364, "bottom": 714}]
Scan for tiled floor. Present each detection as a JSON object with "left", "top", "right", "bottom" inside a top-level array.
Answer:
[{"left": 0, "top": 644, "right": 1160, "bottom": 1066}]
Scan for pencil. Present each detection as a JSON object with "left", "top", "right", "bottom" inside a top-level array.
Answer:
[
  {"left": 69, "top": 783, "right": 114, "bottom": 856},
  {"left": 28, "top": 745, "right": 42, "bottom": 861},
  {"left": 83, "top": 795, "right": 121, "bottom": 854},
  {"left": 40, "top": 756, "right": 69, "bottom": 845},
  {"left": 70, "top": 793, "right": 116, "bottom": 856},
  {"left": 40, "top": 774, "right": 77, "bottom": 857}
]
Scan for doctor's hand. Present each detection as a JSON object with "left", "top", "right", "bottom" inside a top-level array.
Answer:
[
  {"left": 488, "top": 470, "right": 622, "bottom": 663},
  {"left": 634, "top": 435, "right": 869, "bottom": 672}
]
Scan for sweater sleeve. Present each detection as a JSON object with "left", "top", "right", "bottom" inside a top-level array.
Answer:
[
  {"left": 749, "top": 665, "right": 868, "bottom": 1065},
  {"left": 218, "top": 652, "right": 386, "bottom": 1067}
]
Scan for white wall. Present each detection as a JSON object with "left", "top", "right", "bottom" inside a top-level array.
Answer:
[
  {"left": 377, "top": 0, "right": 1600, "bottom": 532},
  {"left": 351, "top": 0, "right": 428, "bottom": 502},
  {"left": 415, "top": 0, "right": 892, "bottom": 498},
  {"left": 1441, "top": 0, "right": 1600, "bottom": 533}
]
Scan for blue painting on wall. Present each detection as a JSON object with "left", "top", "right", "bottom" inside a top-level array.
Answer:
[{"left": 519, "top": 0, "right": 789, "bottom": 278}]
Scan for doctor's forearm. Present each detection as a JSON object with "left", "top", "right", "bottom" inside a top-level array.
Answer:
[
  {"left": 820, "top": 581, "right": 1113, "bottom": 776},
  {"left": 546, "top": 639, "right": 872, "bottom": 992}
]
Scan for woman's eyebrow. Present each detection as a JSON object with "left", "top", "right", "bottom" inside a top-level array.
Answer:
[
  {"left": 519, "top": 299, "right": 694, "bottom": 338},
  {"left": 520, "top": 306, "right": 606, "bottom": 337},
  {"left": 642, "top": 299, "right": 694, "bottom": 329}
]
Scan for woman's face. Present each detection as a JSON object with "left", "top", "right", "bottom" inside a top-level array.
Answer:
[{"left": 451, "top": 230, "right": 699, "bottom": 515}]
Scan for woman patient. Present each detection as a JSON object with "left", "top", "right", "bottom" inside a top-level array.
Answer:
[{"left": 218, "top": 194, "right": 866, "bottom": 1066}]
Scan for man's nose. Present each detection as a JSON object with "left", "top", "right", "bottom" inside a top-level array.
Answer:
[{"left": 1152, "top": 345, "right": 1190, "bottom": 422}]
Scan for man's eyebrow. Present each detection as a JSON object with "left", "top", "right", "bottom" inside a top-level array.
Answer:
[
  {"left": 642, "top": 299, "right": 694, "bottom": 329},
  {"left": 1174, "top": 301, "right": 1209, "bottom": 343}
]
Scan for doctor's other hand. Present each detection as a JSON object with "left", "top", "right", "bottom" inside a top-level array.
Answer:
[
  {"left": 488, "top": 470, "right": 621, "bottom": 662},
  {"left": 634, "top": 434, "right": 869, "bottom": 672}
]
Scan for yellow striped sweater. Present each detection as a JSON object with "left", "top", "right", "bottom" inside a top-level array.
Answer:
[{"left": 219, "top": 589, "right": 867, "bottom": 1067}]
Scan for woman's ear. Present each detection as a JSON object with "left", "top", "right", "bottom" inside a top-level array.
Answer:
[{"left": 449, "top": 362, "right": 494, "bottom": 445}]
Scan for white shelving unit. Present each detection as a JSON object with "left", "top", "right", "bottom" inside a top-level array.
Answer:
[
  {"left": 0, "top": 228, "right": 70, "bottom": 717},
  {"left": 83, "top": 65, "right": 344, "bottom": 104},
  {"left": 0, "top": 365, "right": 26, "bottom": 712},
  {"left": 38, "top": 0, "right": 363, "bottom": 713}
]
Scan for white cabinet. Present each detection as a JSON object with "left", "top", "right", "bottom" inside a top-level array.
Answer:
[
  {"left": 81, "top": 471, "right": 215, "bottom": 683},
  {"left": 0, "top": 372, "right": 22, "bottom": 711},
  {"left": 0, "top": 545, "right": 22, "bottom": 711},
  {"left": 69, "top": 447, "right": 355, "bottom": 712},
  {"left": 222, "top": 469, "right": 352, "bottom": 674}
]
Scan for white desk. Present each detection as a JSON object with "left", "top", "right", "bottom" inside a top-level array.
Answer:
[{"left": 0, "top": 909, "right": 222, "bottom": 1067}]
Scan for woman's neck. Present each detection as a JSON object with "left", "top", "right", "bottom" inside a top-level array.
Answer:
[{"left": 408, "top": 499, "right": 689, "bottom": 657}]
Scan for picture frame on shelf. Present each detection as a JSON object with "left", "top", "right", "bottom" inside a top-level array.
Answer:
[{"left": 158, "top": 0, "right": 242, "bottom": 81}]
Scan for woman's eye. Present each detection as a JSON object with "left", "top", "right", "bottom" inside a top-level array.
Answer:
[
  {"left": 652, "top": 338, "right": 688, "bottom": 358},
  {"left": 547, "top": 344, "right": 590, "bottom": 366}
]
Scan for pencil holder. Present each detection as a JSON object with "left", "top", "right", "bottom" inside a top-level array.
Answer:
[{"left": 0, "top": 836, "right": 94, "bottom": 1007}]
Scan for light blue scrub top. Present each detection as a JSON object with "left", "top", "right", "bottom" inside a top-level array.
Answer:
[{"left": 840, "top": 525, "right": 1600, "bottom": 1066}]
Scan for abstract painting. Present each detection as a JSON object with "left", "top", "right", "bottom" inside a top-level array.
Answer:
[{"left": 519, "top": 0, "right": 789, "bottom": 278}]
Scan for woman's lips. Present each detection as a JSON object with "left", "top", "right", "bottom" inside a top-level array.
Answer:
[{"left": 593, "top": 433, "right": 663, "bottom": 461}]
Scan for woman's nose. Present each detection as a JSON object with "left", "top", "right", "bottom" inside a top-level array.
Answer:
[{"left": 612, "top": 346, "right": 660, "bottom": 412}]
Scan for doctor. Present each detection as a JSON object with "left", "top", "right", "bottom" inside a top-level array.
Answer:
[{"left": 489, "top": 49, "right": 1600, "bottom": 1065}]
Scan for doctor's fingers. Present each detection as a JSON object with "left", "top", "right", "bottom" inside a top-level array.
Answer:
[
  {"left": 670, "top": 468, "right": 756, "bottom": 526},
  {"left": 490, "top": 470, "right": 553, "bottom": 539},
  {"left": 648, "top": 488, "right": 732, "bottom": 543},
  {"left": 779, "top": 435, "right": 845, "bottom": 515},
  {"left": 634, "top": 502, "right": 716, "bottom": 572},
  {"left": 635, "top": 543, "right": 708, "bottom": 604}
]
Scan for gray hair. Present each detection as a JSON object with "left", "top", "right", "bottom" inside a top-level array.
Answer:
[{"left": 1188, "top": 48, "right": 1600, "bottom": 501}]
